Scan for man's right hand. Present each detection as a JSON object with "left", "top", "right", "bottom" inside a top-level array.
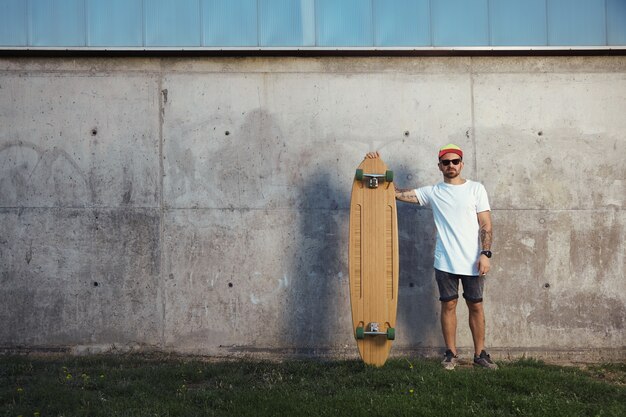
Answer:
[{"left": 366, "top": 151, "right": 380, "bottom": 159}]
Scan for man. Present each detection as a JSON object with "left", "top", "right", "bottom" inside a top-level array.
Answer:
[{"left": 366, "top": 144, "right": 497, "bottom": 370}]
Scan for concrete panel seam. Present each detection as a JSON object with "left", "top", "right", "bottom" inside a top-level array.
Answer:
[
  {"left": 0, "top": 70, "right": 162, "bottom": 77},
  {"left": 489, "top": 208, "right": 625, "bottom": 212},
  {"left": 160, "top": 207, "right": 352, "bottom": 212},
  {"left": 158, "top": 60, "right": 166, "bottom": 350},
  {"left": 0, "top": 206, "right": 161, "bottom": 210},
  {"left": 470, "top": 59, "right": 478, "bottom": 177},
  {"left": 4, "top": 68, "right": 626, "bottom": 75}
]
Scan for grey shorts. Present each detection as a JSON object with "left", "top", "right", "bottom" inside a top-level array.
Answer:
[{"left": 435, "top": 269, "right": 484, "bottom": 303}]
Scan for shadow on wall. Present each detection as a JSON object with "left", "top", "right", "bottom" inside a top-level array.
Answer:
[
  {"left": 281, "top": 158, "right": 442, "bottom": 358},
  {"left": 230, "top": 107, "right": 440, "bottom": 357},
  {"left": 230, "top": 108, "right": 346, "bottom": 356},
  {"left": 283, "top": 169, "right": 347, "bottom": 355},
  {"left": 391, "top": 163, "right": 442, "bottom": 354}
]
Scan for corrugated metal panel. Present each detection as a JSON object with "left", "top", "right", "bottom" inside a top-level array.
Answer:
[
  {"left": 316, "top": 0, "right": 373, "bottom": 46},
  {"left": 145, "top": 0, "right": 201, "bottom": 46},
  {"left": 203, "top": 0, "right": 257, "bottom": 47},
  {"left": 490, "top": 0, "right": 548, "bottom": 46},
  {"left": 30, "top": 0, "right": 86, "bottom": 46},
  {"left": 259, "top": 0, "right": 315, "bottom": 46},
  {"left": 548, "top": 0, "right": 606, "bottom": 45},
  {"left": 607, "top": 0, "right": 626, "bottom": 45},
  {"left": 87, "top": 0, "right": 143, "bottom": 46},
  {"left": 373, "top": 0, "right": 430, "bottom": 46},
  {"left": 0, "top": 0, "right": 27, "bottom": 46},
  {"left": 431, "top": 0, "right": 489, "bottom": 46}
]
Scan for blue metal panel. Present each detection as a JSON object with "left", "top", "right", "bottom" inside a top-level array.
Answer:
[
  {"left": 373, "top": 0, "right": 430, "bottom": 46},
  {"left": 431, "top": 0, "right": 489, "bottom": 46},
  {"left": 87, "top": 0, "right": 143, "bottom": 46},
  {"left": 145, "top": 0, "right": 201, "bottom": 46},
  {"left": 607, "top": 0, "right": 626, "bottom": 45},
  {"left": 548, "top": 0, "right": 606, "bottom": 45},
  {"left": 2, "top": 0, "right": 626, "bottom": 49},
  {"left": 30, "top": 0, "right": 86, "bottom": 46},
  {"left": 259, "top": 0, "right": 315, "bottom": 46},
  {"left": 0, "top": 0, "right": 27, "bottom": 46},
  {"left": 203, "top": 0, "right": 257, "bottom": 46},
  {"left": 490, "top": 0, "right": 547, "bottom": 46},
  {"left": 316, "top": 0, "right": 373, "bottom": 46}
]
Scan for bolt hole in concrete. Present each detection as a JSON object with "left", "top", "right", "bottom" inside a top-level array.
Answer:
[
  {"left": 228, "top": 283, "right": 233, "bottom": 288},
  {"left": 93, "top": 282, "right": 99, "bottom": 287},
  {"left": 538, "top": 131, "right": 543, "bottom": 136},
  {"left": 91, "top": 128, "right": 98, "bottom": 136},
  {"left": 225, "top": 131, "right": 230, "bottom": 136},
  {"left": 404, "top": 131, "right": 410, "bottom": 137},
  {"left": 544, "top": 283, "right": 550, "bottom": 289}
]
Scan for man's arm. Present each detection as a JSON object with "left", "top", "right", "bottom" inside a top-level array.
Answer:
[
  {"left": 477, "top": 210, "right": 492, "bottom": 275},
  {"left": 395, "top": 184, "right": 420, "bottom": 205},
  {"left": 477, "top": 210, "right": 492, "bottom": 251},
  {"left": 365, "top": 151, "right": 420, "bottom": 205}
]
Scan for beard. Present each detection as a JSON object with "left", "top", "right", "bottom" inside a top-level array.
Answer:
[{"left": 443, "top": 169, "right": 460, "bottom": 179}]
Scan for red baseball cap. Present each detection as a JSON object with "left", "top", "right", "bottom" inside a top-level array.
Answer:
[{"left": 438, "top": 144, "right": 463, "bottom": 159}]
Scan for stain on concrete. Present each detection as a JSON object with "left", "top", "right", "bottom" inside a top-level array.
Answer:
[
  {"left": 0, "top": 207, "right": 161, "bottom": 346},
  {"left": 0, "top": 140, "right": 93, "bottom": 206},
  {"left": 25, "top": 239, "right": 33, "bottom": 265},
  {"left": 121, "top": 167, "right": 133, "bottom": 205},
  {"left": 570, "top": 214, "right": 623, "bottom": 283},
  {"left": 235, "top": 108, "right": 296, "bottom": 207},
  {"left": 529, "top": 292, "right": 625, "bottom": 331}
]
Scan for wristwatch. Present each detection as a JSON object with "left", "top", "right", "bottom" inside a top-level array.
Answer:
[{"left": 480, "top": 250, "right": 492, "bottom": 258}]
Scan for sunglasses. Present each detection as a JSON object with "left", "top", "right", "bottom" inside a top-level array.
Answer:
[{"left": 440, "top": 158, "right": 462, "bottom": 166}]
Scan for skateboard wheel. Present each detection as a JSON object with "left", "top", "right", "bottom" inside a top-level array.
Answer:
[
  {"left": 385, "top": 170, "right": 394, "bottom": 182},
  {"left": 355, "top": 169, "right": 364, "bottom": 181},
  {"left": 386, "top": 328, "right": 395, "bottom": 340},
  {"left": 355, "top": 327, "right": 365, "bottom": 340}
]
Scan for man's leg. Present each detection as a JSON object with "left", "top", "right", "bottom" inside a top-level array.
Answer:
[
  {"left": 466, "top": 300, "right": 485, "bottom": 356},
  {"left": 441, "top": 299, "right": 458, "bottom": 354},
  {"left": 462, "top": 275, "right": 498, "bottom": 369},
  {"left": 435, "top": 269, "right": 461, "bottom": 369},
  {"left": 461, "top": 275, "right": 486, "bottom": 355},
  {"left": 435, "top": 269, "right": 460, "bottom": 355},
  {"left": 467, "top": 300, "right": 498, "bottom": 369}
]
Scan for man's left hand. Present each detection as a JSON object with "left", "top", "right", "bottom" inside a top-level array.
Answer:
[{"left": 478, "top": 255, "right": 490, "bottom": 276}]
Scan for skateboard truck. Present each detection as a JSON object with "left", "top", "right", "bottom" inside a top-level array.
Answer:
[
  {"left": 355, "top": 169, "right": 394, "bottom": 189},
  {"left": 355, "top": 322, "right": 396, "bottom": 340}
]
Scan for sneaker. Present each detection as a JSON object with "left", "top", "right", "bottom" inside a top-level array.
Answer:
[
  {"left": 473, "top": 350, "right": 498, "bottom": 370},
  {"left": 441, "top": 349, "right": 458, "bottom": 370}
]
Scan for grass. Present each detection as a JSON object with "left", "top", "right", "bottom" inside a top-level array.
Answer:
[{"left": 1, "top": 354, "right": 625, "bottom": 417}]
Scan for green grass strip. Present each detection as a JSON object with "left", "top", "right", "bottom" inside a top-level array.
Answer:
[{"left": 1, "top": 355, "right": 624, "bottom": 417}]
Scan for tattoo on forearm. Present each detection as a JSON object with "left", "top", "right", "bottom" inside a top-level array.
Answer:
[
  {"left": 480, "top": 227, "right": 492, "bottom": 251},
  {"left": 395, "top": 187, "right": 419, "bottom": 204}
]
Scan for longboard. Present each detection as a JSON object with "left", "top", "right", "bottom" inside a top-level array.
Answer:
[{"left": 349, "top": 156, "right": 399, "bottom": 367}]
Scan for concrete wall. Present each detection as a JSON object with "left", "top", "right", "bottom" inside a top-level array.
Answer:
[{"left": 1, "top": 56, "right": 624, "bottom": 361}]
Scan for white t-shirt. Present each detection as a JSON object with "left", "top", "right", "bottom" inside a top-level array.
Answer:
[{"left": 414, "top": 180, "right": 490, "bottom": 276}]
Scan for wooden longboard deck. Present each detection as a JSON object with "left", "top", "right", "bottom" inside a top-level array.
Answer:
[{"left": 349, "top": 157, "right": 399, "bottom": 367}]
